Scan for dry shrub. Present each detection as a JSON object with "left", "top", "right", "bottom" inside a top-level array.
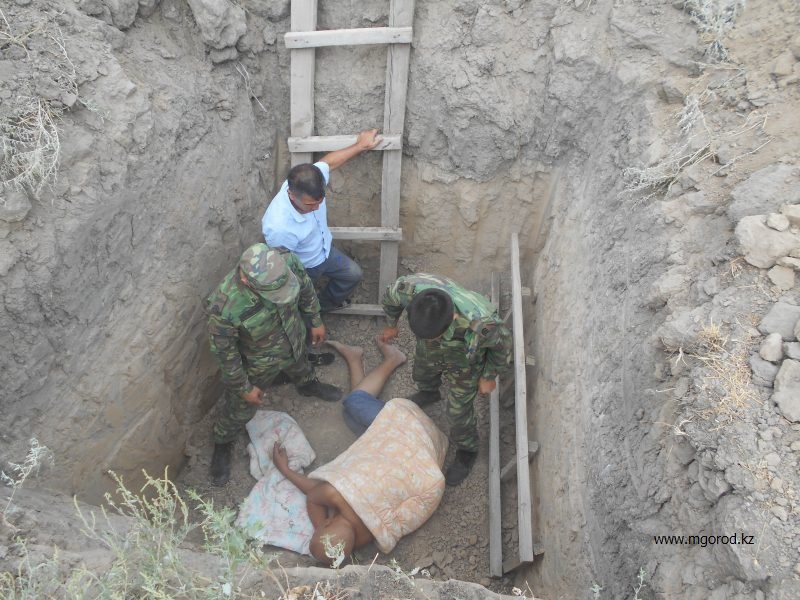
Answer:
[
  {"left": 0, "top": 7, "right": 79, "bottom": 200},
  {"left": 623, "top": 88, "right": 771, "bottom": 199},
  {"left": 679, "top": 0, "right": 747, "bottom": 61},
  {"left": 0, "top": 97, "right": 61, "bottom": 198}
]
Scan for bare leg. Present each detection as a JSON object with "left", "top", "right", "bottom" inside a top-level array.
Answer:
[
  {"left": 350, "top": 336, "right": 407, "bottom": 398},
  {"left": 325, "top": 340, "right": 365, "bottom": 389}
]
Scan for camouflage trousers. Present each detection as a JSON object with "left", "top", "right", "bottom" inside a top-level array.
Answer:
[
  {"left": 412, "top": 339, "right": 482, "bottom": 452},
  {"left": 213, "top": 348, "right": 314, "bottom": 444}
]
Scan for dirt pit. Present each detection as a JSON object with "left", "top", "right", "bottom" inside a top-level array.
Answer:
[{"left": 4, "top": 0, "right": 800, "bottom": 598}]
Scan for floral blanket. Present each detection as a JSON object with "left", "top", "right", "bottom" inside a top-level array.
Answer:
[{"left": 236, "top": 411, "right": 316, "bottom": 555}]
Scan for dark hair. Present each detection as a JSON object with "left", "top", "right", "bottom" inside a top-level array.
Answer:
[
  {"left": 407, "top": 289, "right": 454, "bottom": 339},
  {"left": 287, "top": 163, "right": 326, "bottom": 201}
]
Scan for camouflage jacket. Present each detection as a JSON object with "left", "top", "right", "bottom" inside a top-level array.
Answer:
[
  {"left": 382, "top": 273, "right": 512, "bottom": 380},
  {"left": 206, "top": 249, "right": 322, "bottom": 396}
]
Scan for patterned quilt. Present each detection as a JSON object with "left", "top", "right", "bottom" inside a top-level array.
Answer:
[{"left": 310, "top": 398, "right": 448, "bottom": 553}]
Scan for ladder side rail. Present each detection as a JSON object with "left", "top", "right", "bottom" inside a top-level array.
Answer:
[
  {"left": 289, "top": 0, "right": 318, "bottom": 166},
  {"left": 378, "top": 0, "right": 415, "bottom": 296}
]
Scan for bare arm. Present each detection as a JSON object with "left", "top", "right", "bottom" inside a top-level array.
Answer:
[
  {"left": 320, "top": 129, "right": 382, "bottom": 171},
  {"left": 273, "top": 442, "right": 329, "bottom": 527},
  {"left": 273, "top": 442, "right": 320, "bottom": 494}
]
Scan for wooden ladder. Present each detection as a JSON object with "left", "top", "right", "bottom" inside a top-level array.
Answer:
[{"left": 286, "top": 0, "right": 415, "bottom": 316}]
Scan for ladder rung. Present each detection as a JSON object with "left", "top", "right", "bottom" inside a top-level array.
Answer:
[
  {"left": 328, "top": 303, "right": 384, "bottom": 316},
  {"left": 329, "top": 227, "right": 402, "bottom": 241},
  {"left": 285, "top": 27, "right": 412, "bottom": 49},
  {"left": 288, "top": 134, "right": 401, "bottom": 153}
]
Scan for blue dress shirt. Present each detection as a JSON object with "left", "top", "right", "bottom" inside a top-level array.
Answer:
[{"left": 261, "top": 161, "right": 333, "bottom": 269}]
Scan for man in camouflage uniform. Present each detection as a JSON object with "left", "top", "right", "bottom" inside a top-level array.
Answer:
[
  {"left": 206, "top": 243, "right": 341, "bottom": 486},
  {"left": 380, "top": 273, "right": 512, "bottom": 486}
]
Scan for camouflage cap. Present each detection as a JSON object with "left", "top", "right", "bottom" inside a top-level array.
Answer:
[{"left": 238, "top": 243, "right": 300, "bottom": 305}]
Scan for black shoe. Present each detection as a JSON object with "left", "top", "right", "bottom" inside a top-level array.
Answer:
[
  {"left": 445, "top": 450, "right": 477, "bottom": 486},
  {"left": 297, "top": 379, "right": 342, "bottom": 402},
  {"left": 410, "top": 389, "right": 441, "bottom": 407},
  {"left": 307, "top": 351, "right": 336, "bottom": 366},
  {"left": 210, "top": 442, "right": 233, "bottom": 486},
  {"left": 320, "top": 299, "right": 352, "bottom": 313}
]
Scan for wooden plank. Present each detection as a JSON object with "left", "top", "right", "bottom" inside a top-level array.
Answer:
[
  {"left": 329, "top": 226, "right": 402, "bottom": 241},
  {"left": 288, "top": 134, "right": 401, "bottom": 153},
  {"left": 488, "top": 272, "right": 503, "bottom": 577},
  {"left": 329, "top": 303, "right": 384, "bottom": 316},
  {"left": 285, "top": 27, "right": 412, "bottom": 48},
  {"left": 290, "top": 0, "right": 317, "bottom": 166},
  {"left": 500, "top": 442, "right": 539, "bottom": 483},
  {"left": 510, "top": 232, "right": 534, "bottom": 564}
]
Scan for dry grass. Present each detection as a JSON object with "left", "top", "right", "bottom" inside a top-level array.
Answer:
[
  {"left": 282, "top": 581, "right": 350, "bottom": 600},
  {"left": 689, "top": 322, "right": 760, "bottom": 426},
  {"left": 235, "top": 62, "right": 268, "bottom": 114},
  {"left": 1, "top": 437, "right": 53, "bottom": 517}
]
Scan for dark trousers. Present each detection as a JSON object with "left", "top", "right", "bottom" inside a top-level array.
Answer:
[{"left": 305, "top": 245, "right": 362, "bottom": 310}]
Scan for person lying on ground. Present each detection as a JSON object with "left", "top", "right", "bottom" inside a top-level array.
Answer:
[{"left": 272, "top": 337, "right": 448, "bottom": 565}]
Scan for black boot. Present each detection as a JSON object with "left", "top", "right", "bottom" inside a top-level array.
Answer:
[
  {"left": 210, "top": 442, "right": 233, "bottom": 486},
  {"left": 307, "top": 351, "right": 336, "bottom": 366},
  {"left": 271, "top": 371, "right": 291, "bottom": 385},
  {"left": 410, "top": 389, "right": 441, "bottom": 407},
  {"left": 445, "top": 450, "right": 477, "bottom": 486},
  {"left": 297, "top": 379, "right": 342, "bottom": 402}
]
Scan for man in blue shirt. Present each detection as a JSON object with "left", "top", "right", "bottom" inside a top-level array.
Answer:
[{"left": 262, "top": 129, "right": 382, "bottom": 311}]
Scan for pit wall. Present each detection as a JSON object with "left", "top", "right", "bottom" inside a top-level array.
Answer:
[
  {"left": 396, "top": 1, "right": 707, "bottom": 597},
  {"left": 0, "top": 0, "right": 284, "bottom": 501},
  {"left": 1, "top": 0, "right": 701, "bottom": 597}
]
